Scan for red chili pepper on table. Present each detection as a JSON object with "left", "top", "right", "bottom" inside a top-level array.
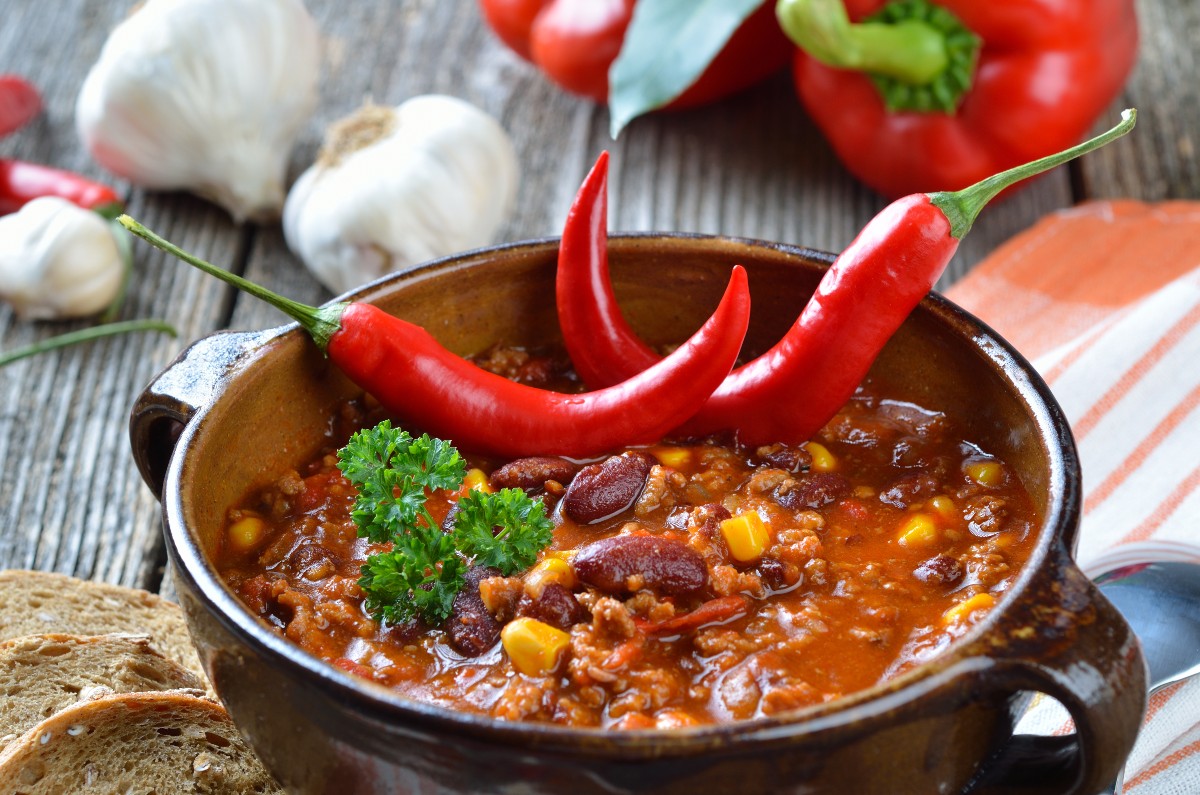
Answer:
[
  {"left": 0, "top": 75, "right": 41, "bottom": 138},
  {"left": 118, "top": 217, "right": 752, "bottom": 460},
  {"left": 0, "top": 160, "right": 124, "bottom": 217},
  {"left": 775, "top": 0, "right": 1138, "bottom": 198},
  {"left": 557, "top": 112, "right": 1136, "bottom": 447},
  {"left": 477, "top": 0, "right": 790, "bottom": 106}
]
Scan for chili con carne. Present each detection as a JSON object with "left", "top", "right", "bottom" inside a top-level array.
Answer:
[
  {"left": 119, "top": 217, "right": 751, "bottom": 460},
  {"left": 218, "top": 372, "right": 1041, "bottom": 727},
  {"left": 556, "top": 111, "right": 1136, "bottom": 446}
]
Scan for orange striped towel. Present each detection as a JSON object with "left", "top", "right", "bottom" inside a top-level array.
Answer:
[{"left": 946, "top": 200, "right": 1200, "bottom": 793}]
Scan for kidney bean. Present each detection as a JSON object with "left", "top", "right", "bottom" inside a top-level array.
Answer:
[
  {"left": 913, "top": 555, "right": 964, "bottom": 587},
  {"left": 879, "top": 471, "right": 940, "bottom": 509},
  {"left": 517, "top": 583, "right": 590, "bottom": 631},
  {"left": 573, "top": 535, "right": 707, "bottom": 596},
  {"left": 446, "top": 566, "right": 502, "bottom": 657},
  {"left": 562, "top": 452, "right": 655, "bottom": 524},
  {"left": 753, "top": 443, "right": 813, "bottom": 473},
  {"left": 773, "top": 472, "right": 850, "bottom": 511},
  {"left": 489, "top": 456, "right": 577, "bottom": 494}
]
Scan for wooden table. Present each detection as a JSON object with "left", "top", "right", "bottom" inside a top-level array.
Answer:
[{"left": 1, "top": 0, "right": 1197, "bottom": 601}]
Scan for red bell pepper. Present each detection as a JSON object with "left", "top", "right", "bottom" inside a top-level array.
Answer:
[
  {"left": 478, "top": 0, "right": 791, "bottom": 106},
  {"left": 775, "top": 0, "right": 1138, "bottom": 198}
]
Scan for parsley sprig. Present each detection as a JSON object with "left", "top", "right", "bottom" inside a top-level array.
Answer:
[{"left": 337, "top": 421, "right": 553, "bottom": 625}]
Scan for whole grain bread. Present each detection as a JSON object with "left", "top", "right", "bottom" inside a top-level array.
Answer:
[
  {"left": 0, "top": 633, "right": 205, "bottom": 751},
  {"left": 0, "top": 570, "right": 205, "bottom": 682},
  {"left": 0, "top": 690, "right": 284, "bottom": 794}
]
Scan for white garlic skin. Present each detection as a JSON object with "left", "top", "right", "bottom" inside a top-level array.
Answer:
[
  {"left": 75, "top": 0, "right": 320, "bottom": 222},
  {"left": 283, "top": 95, "right": 520, "bottom": 295},
  {"left": 0, "top": 197, "right": 124, "bottom": 320}
]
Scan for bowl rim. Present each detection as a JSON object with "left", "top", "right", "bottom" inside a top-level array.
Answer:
[{"left": 161, "top": 232, "right": 1081, "bottom": 756}]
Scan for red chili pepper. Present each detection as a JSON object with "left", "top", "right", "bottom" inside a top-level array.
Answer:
[
  {"left": 0, "top": 75, "right": 41, "bottom": 138},
  {"left": 0, "top": 160, "right": 123, "bottom": 216},
  {"left": 558, "top": 113, "right": 1136, "bottom": 446},
  {"left": 477, "top": 0, "right": 790, "bottom": 106},
  {"left": 635, "top": 595, "right": 751, "bottom": 636},
  {"left": 119, "top": 217, "right": 752, "bottom": 460},
  {"left": 775, "top": 0, "right": 1138, "bottom": 198}
]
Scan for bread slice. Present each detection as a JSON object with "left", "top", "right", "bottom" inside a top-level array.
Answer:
[
  {"left": 0, "top": 634, "right": 205, "bottom": 751},
  {"left": 0, "top": 570, "right": 205, "bottom": 683},
  {"left": 0, "top": 691, "right": 284, "bottom": 794}
]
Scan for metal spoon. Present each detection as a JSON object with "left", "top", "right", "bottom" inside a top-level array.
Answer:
[{"left": 1092, "top": 560, "right": 1200, "bottom": 794}]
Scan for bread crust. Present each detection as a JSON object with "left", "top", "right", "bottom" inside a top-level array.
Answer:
[
  {"left": 0, "top": 633, "right": 205, "bottom": 750},
  {"left": 0, "top": 691, "right": 284, "bottom": 794},
  {"left": 0, "top": 570, "right": 206, "bottom": 683}
]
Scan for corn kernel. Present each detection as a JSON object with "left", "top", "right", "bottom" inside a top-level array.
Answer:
[
  {"left": 928, "top": 495, "right": 958, "bottom": 524},
  {"left": 966, "top": 460, "right": 1004, "bottom": 488},
  {"left": 227, "top": 517, "right": 267, "bottom": 554},
  {"left": 523, "top": 557, "right": 577, "bottom": 597},
  {"left": 804, "top": 442, "right": 837, "bottom": 472},
  {"left": 896, "top": 513, "right": 939, "bottom": 547},
  {"left": 942, "top": 592, "right": 996, "bottom": 625},
  {"left": 653, "top": 446, "right": 692, "bottom": 470},
  {"left": 720, "top": 512, "right": 771, "bottom": 563},
  {"left": 501, "top": 617, "right": 570, "bottom": 676},
  {"left": 462, "top": 468, "right": 492, "bottom": 494}
]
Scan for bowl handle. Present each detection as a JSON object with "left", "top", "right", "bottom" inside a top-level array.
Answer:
[
  {"left": 129, "top": 329, "right": 281, "bottom": 500},
  {"left": 964, "top": 541, "right": 1146, "bottom": 794}
]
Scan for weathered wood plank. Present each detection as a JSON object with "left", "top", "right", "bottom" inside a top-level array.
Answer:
[{"left": 0, "top": 1, "right": 246, "bottom": 588}]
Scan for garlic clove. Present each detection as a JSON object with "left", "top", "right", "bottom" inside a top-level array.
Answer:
[
  {"left": 0, "top": 197, "right": 124, "bottom": 320},
  {"left": 75, "top": 0, "right": 320, "bottom": 223},
  {"left": 283, "top": 96, "right": 520, "bottom": 294}
]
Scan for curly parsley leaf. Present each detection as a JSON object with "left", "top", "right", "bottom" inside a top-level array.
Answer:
[
  {"left": 337, "top": 421, "right": 553, "bottom": 626},
  {"left": 452, "top": 488, "right": 554, "bottom": 575},
  {"left": 359, "top": 528, "right": 465, "bottom": 624}
]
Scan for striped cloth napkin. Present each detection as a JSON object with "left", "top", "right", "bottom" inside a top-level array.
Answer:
[{"left": 946, "top": 200, "right": 1200, "bottom": 793}]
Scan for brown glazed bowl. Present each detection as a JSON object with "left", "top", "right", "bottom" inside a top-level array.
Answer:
[{"left": 131, "top": 235, "right": 1145, "bottom": 795}]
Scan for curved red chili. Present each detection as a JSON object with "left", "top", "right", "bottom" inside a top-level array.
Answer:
[
  {"left": 119, "top": 217, "right": 752, "bottom": 460},
  {"left": 559, "top": 113, "right": 1136, "bottom": 446},
  {"left": 0, "top": 75, "right": 41, "bottom": 138},
  {"left": 0, "top": 160, "right": 123, "bottom": 216}
]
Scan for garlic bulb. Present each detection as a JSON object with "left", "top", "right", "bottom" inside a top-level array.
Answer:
[
  {"left": 76, "top": 0, "right": 320, "bottom": 222},
  {"left": 0, "top": 197, "right": 124, "bottom": 320},
  {"left": 283, "top": 96, "right": 520, "bottom": 294}
]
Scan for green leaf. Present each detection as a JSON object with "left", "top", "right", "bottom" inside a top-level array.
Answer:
[
  {"left": 337, "top": 421, "right": 554, "bottom": 626},
  {"left": 608, "top": 0, "right": 767, "bottom": 137},
  {"left": 453, "top": 488, "right": 553, "bottom": 575}
]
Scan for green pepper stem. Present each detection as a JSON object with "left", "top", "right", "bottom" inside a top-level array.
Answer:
[
  {"left": 776, "top": 0, "right": 948, "bottom": 84},
  {"left": 931, "top": 109, "right": 1137, "bottom": 240},
  {"left": 0, "top": 319, "right": 176, "bottom": 368},
  {"left": 117, "top": 216, "right": 345, "bottom": 351}
]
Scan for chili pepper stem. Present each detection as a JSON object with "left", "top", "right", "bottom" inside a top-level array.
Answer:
[
  {"left": 0, "top": 319, "right": 176, "bottom": 368},
  {"left": 117, "top": 215, "right": 344, "bottom": 350},
  {"left": 931, "top": 109, "right": 1137, "bottom": 240}
]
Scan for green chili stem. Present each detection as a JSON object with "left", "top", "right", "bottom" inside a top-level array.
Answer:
[
  {"left": 117, "top": 215, "right": 344, "bottom": 350},
  {"left": 931, "top": 109, "right": 1137, "bottom": 240},
  {"left": 0, "top": 319, "right": 176, "bottom": 368},
  {"left": 776, "top": 0, "right": 948, "bottom": 84}
]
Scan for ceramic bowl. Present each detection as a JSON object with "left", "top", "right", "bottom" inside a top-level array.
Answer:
[{"left": 130, "top": 234, "right": 1145, "bottom": 795}]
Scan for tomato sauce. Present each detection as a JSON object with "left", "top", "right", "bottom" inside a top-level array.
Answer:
[{"left": 217, "top": 350, "right": 1038, "bottom": 729}]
